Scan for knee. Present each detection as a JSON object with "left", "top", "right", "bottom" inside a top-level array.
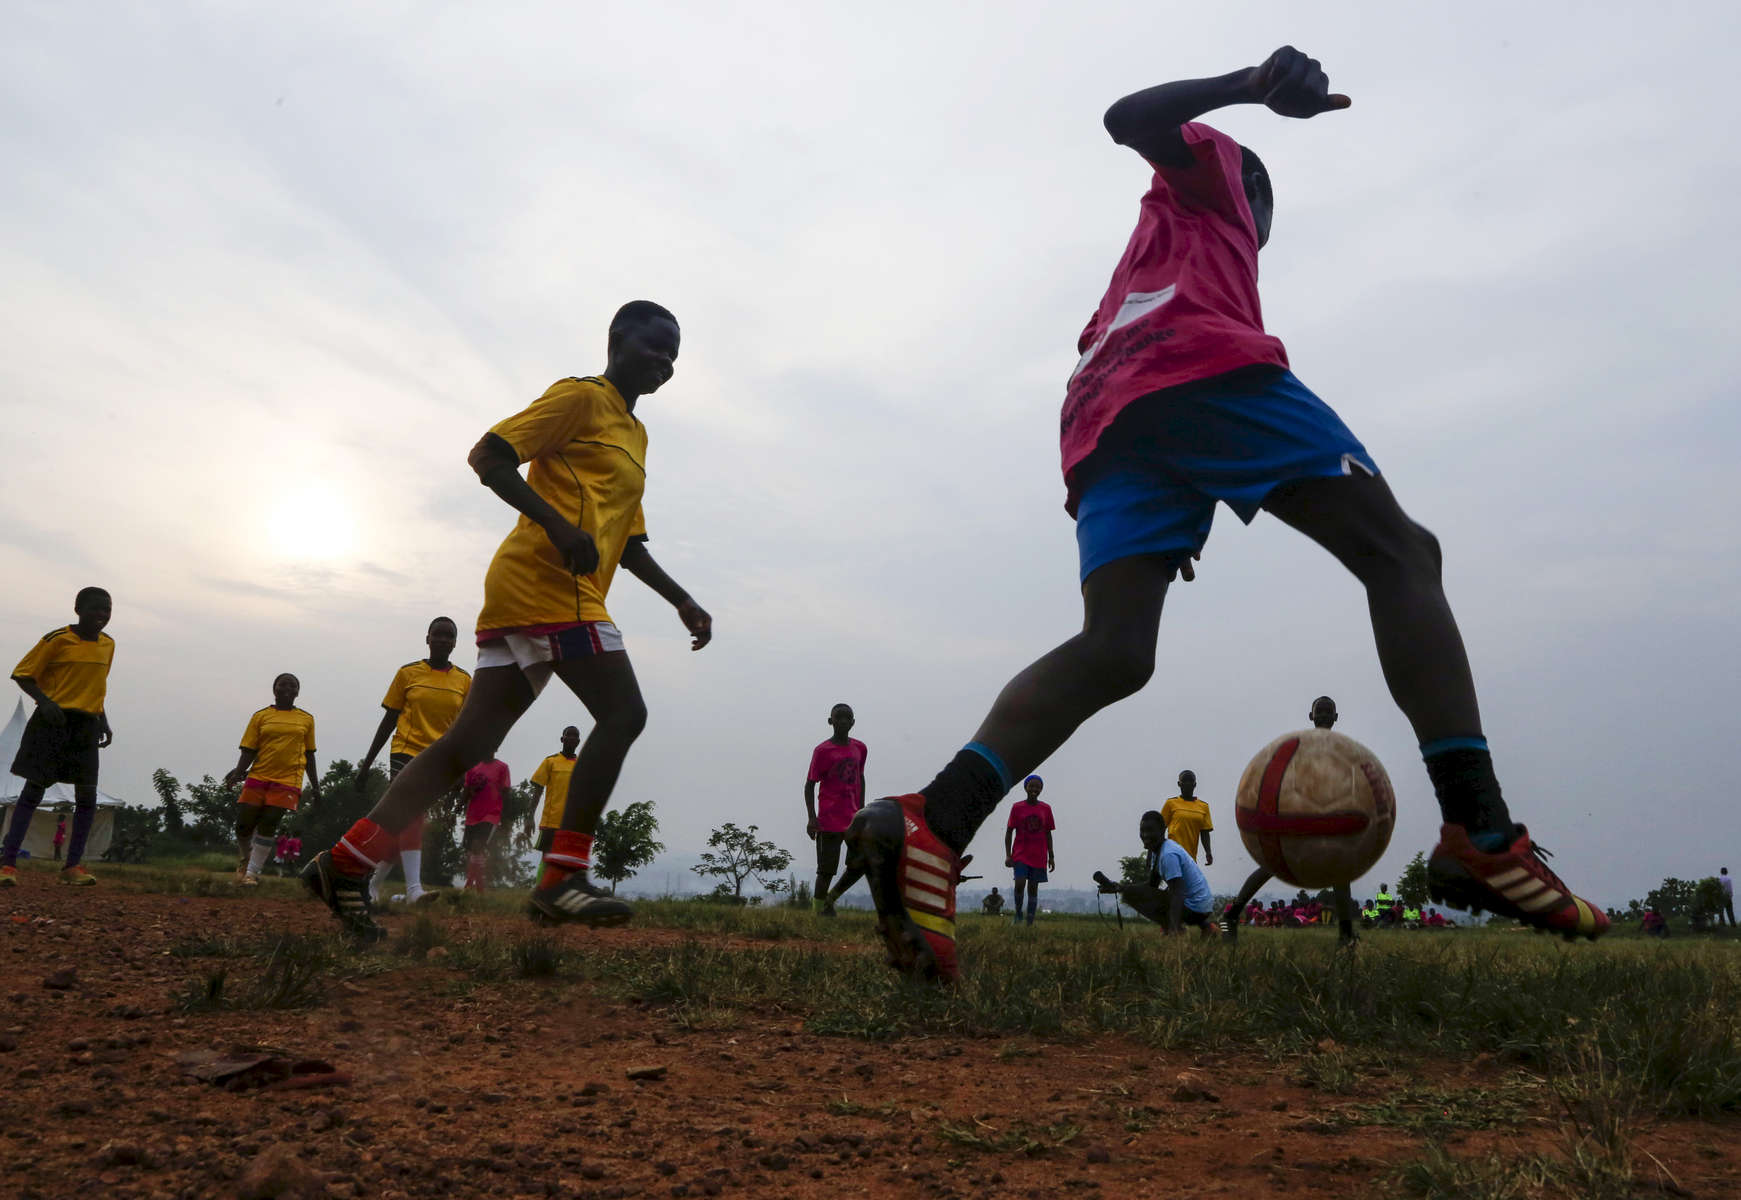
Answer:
[
  {"left": 1082, "top": 635, "right": 1155, "bottom": 703},
  {"left": 605, "top": 697, "right": 648, "bottom": 744},
  {"left": 1347, "top": 514, "right": 1442, "bottom": 584}
]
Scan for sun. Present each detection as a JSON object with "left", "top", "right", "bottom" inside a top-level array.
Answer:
[{"left": 264, "top": 484, "right": 359, "bottom": 562}]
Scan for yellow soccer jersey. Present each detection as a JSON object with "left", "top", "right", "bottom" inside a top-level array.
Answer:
[
  {"left": 476, "top": 376, "right": 649, "bottom": 634},
  {"left": 1161, "top": 795, "right": 1214, "bottom": 861},
  {"left": 382, "top": 660, "right": 472, "bottom": 756},
  {"left": 531, "top": 752, "right": 579, "bottom": 829},
  {"left": 240, "top": 706, "right": 317, "bottom": 788},
  {"left": 12, "top": 627, "right": 115, "bottom": 714}
]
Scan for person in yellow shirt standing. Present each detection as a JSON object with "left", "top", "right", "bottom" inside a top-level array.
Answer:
[
  {"left": 1161, "top": 770, "right": 1214, "bottom": 865},
  {"left": 305, "top": 301, "right": 712, "bottom": 938},
  {"left": 223, "top": 674, "right": 322, "bottom": 886},
  {"left": 1, "top": 587, "right": 115, "bottom": 887},
  {"left": 357, "top": 617, "right": 472, "bottom": 905},
  {"left": 524, "top": 726, "right": 581, "bottom": 853}
]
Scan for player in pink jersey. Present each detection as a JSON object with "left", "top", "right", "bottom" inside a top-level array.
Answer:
[
  {"left": 804, "top": 703, "right": 866, "bottom": 916},
  {"left": 461, "top": 759, "right": 511, "bottom": 891},
  {"left": 845, "top": 44, "right": 1604, "bottom": 984},
  {"left": 1002, "top": 777, "right": 1055, "bottom": 926}
]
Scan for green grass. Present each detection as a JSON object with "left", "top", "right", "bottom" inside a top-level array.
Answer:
[{"left": 123, "top": 861, "right": 1741, "bottom": 1120}]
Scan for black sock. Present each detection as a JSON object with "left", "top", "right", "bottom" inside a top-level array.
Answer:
[
  {"left": 920, "top": 748, "right": 1010, "bottom": 857},
  {"left": 1421, "top": 741, "right": 1513, "bottom": 842}
]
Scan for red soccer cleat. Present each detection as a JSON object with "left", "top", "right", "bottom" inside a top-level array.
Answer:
[
  {"left": 845, "top": 794, "right": 961, "bottom": 983},
  {"left": 1427, "top": 823, "right": 1608, "bottom": 941}
]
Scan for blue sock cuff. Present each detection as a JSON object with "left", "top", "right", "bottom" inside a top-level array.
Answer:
[
  {"left": 964, "top": 742, "right": 1015, "bottom": 793},
  {"left": 1420, "top": 736, "right": 1489, "bottom": 759}
]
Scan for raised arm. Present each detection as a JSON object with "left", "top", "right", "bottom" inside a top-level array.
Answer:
[
  {"left": 1103, "top": 46, "right": 1350, "bottom": 166},
  {"left": 620, "top": 539, "right": 712, "bottom": 650}
]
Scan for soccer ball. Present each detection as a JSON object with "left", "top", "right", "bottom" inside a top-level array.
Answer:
[{"left": 1234, "top": 729, "right": 1395, "bottom": 888}]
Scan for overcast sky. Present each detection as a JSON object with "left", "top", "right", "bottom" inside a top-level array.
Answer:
[{"left": 3, "top": 3, "right": 1736, "bottom": 908}]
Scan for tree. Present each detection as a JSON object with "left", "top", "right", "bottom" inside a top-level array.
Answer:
[
  {"left": 593, "top": 801, "right": 664, "bottom": 894},
  {"left": 1396, "top": 851, "right": 1430, "bottom": 908},
  {"left": 150, "top": 768, "right": 185, "bottom": 833},
  {"left": 691, "top": 823, "right": 793, "bottom": 900},
  {"left": 1692, "top": 877, "right": 1726, "bottom": 926},
  {"left": 102, "top": 803, "right": 161, "bottom": 862},
  {"left": 1119, "top": 855, "right": 1150, "bottom": 886},
  {"left": 182, "top": 773, "right": 239, "bottom": 846},
  {"left": 1647, "top": 877, "right": 1697, "bottom": 919}
]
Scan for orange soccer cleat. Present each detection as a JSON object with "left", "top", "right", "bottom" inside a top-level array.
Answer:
[
  {"left": 1427, "top": 823, "right": 1608, "bottom": 941},
  {"left": 845, "top": 794, "right": 961, "bottom": 983}
]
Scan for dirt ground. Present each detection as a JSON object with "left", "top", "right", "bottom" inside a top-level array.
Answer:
[{"left": 1, "top": 884, "right": 1736, "bottom": 1200}]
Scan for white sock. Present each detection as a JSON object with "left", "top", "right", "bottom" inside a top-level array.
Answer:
[
  {"left": 247, "top": 836, "right": 273, "bottom": 877},
  {"left": 370, "top": 859, "right": 393, "bottom": 902},
  {"left": 401, "top": 849, "right": 424, "bottom": 898}
]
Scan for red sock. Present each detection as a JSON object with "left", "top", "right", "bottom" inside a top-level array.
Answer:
[
  {"left": 331, "top": 819, "right": 397, "bottom": 878},
  {"left": 465, "top": 853, "right": 485, "bottom": 890},
  {"left": 397, "top": 816, "right": 424, "bottom": 853},
  {"left": 538, "top": 830, "right": 593, "bottom": 890}
]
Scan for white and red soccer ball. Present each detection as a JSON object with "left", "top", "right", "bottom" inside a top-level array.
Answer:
[{"left": 1235, "top": 729, "right": 1395, "bottom": 888}]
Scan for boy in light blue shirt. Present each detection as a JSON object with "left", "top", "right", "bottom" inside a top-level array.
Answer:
[{"left": 1094, "top": 810, "right": 1216, "bottom": 937}]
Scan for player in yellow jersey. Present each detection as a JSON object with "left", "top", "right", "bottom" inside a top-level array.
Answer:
[
  {"left": 2, "top": 587, "right": 115, "bottom": 887},
  {"left": 525, "top": 726, "right": 582, "bottom": 853},
  {"left": 224, "top": 674, "right": 322, "bottom": 886},
  {"left": 306, "top": 301, "right": 712, "bottom": 937},
  {"left": 357, "top": 617, "right": 472, "bottom": 904},
  {"left": 1160, "top": 770, "right": 1213, "bottom": 864}
]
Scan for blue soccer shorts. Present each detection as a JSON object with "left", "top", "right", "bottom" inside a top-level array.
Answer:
[{"left": 1074, "top": 366, "right": 1379, "bottom": 583}]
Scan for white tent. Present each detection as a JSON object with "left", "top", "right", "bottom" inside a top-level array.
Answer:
[{"left": 0, "top": 699, "right": 125, "bottom": 861}]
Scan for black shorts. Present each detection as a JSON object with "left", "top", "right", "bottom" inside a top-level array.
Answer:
[
  {"left": 11, "top": 708, "right": 100, "bottom": 787},
  {"left": 815, "top": 831, "right": 845, "bottom": 876},
  {"left": 1181, "top": 907, "right": 1213, "bottom": 929},
  {"left": 463, "top": 822, "right": 496, "bottom": 851},
  {"left": 536, "top": 828, "right": 554, "bottom": 854},
  {"left": 389, "top": 752, "right": 414, "bottom": 779}
]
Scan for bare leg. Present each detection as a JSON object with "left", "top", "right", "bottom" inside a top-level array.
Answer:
[
  {"left": 368, "top": 667, "right": 535, "bottom": 830},
  {"left": 966, "top": 556, "right": 1176, "bottom": 779},
  {"left": 235, "top": 802, "right": 265, "bottom": 871},
  {"left": 1262, "top": 475, "right": 1479, "bottom": 743},
  {"left": 549, "top": 652, "right": 647, "bottom": 836},
  {"left": 1334, "top": 884, "right": 1357, "bottom": 943}
]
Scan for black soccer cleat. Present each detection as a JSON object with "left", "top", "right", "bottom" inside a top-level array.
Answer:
[
  {"left": 301, "top": 851, "right": 386, "bottom": 941},
  {"left": 528, "top": 872, "right": 634, "bottom": 927}
]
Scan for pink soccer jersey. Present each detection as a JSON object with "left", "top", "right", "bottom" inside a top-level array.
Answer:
[
  {"left": 807, "top": 738, "right": 868, "bottom": 833},
  {"left": 1006, "top": 800, "right": 1055, "bottom": 869},
  {"left": 1059, "top": 122, "right": 1290, "bottom": 511},
  {"left": 463, "top": 759, "right": 511, "bottom": 826}
]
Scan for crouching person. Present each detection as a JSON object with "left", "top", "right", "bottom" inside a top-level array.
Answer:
[{"left": 1094, "top": 810, "right": 1216, "bottom": 938}]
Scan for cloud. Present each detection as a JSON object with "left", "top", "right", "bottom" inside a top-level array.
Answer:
[{"left": 1, "top": 3, "right": 1735, "bottom": 907}]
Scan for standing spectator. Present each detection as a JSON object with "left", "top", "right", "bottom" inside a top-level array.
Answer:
[
  {"left": 1160, "top": 770, "right": 1213, "bottom": 865},
  {"left": 52, "top": 815, "right": 66, "bottom": 862},
  {"left": 461, "top": 758, "right": 511, "bottom": 892},
  {"left": 1721, "top": 867, "right": 1735, "bottom": 927},
  {"left": 274, "top": 832, "right": 292, "bottom": 874},
  {"left": 1004, "top": 776, "right": 1055, "bottom": 926},
  {"left": 804, "top": 703, "right": 867, "bottom": 916}
]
